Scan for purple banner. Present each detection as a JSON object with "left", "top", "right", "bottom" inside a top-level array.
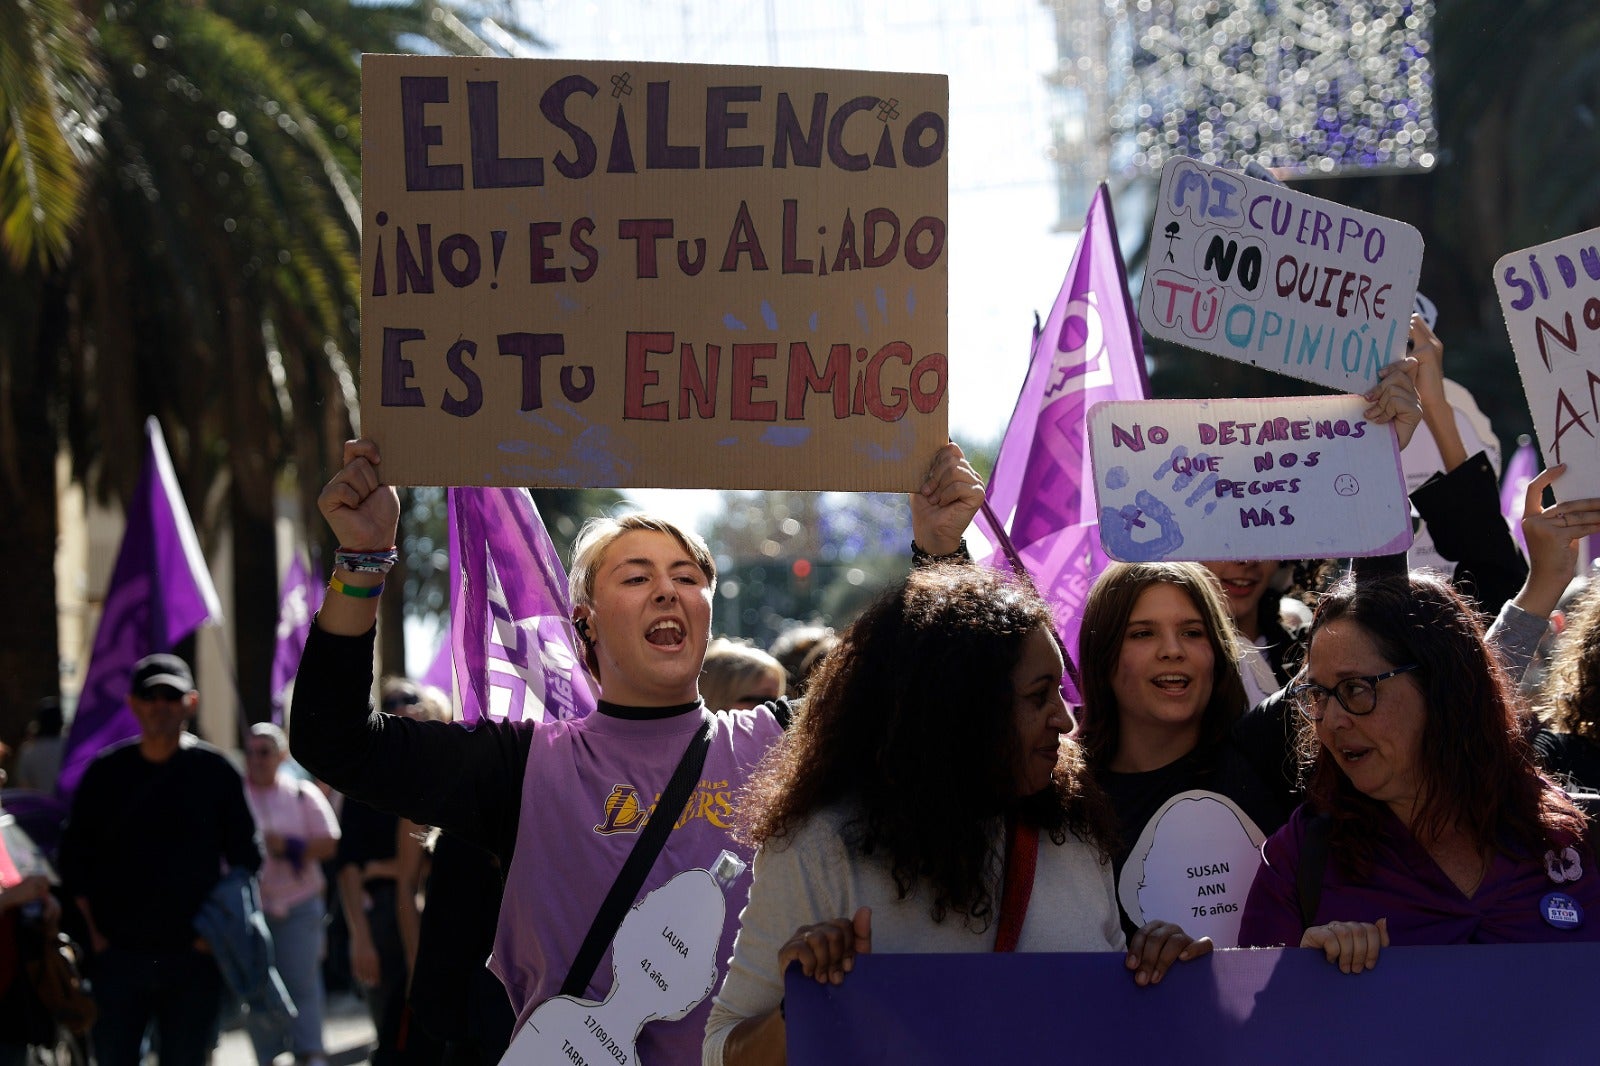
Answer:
[
  {"left": 1501, "top": 439, "right": 1538, "bottom": 556},
  {"left": 420, "top": 629, "right": 453, "bottom": 696},
  {"left": 270, "top": 553, "right": 322, "bottom": 724},
  {"left": 788, "top": 944, "right": 1600, "bottom": 1065},
  {"left": 447, "top": 488, "right": 596, "bottom": 724},
  {"left": 59, "top": 418, "right": 222, "bottom": 797},
  {"left": 978, "top": 183, "right": 1149, "bottom": 702}
]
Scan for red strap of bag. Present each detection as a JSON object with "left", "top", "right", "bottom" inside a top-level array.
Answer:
[{"left": 993, "top": 816, "right": 1039, "bottom": 953}]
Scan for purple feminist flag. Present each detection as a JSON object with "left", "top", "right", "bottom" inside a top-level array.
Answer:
[
  {"left": 59, "top": 418, "right": 223, "bottom": 796},
  {"left": 1500, "top": 438, "right": 1539, "bottom": 556},
  {"left": 270, "top": 553, "right": 322, "bottom": 724},
  {"left": 448, "top": 488, "right": 596, "bottom": 725},
  {"left": 977, "top": 184, "right": 1149, "bottom": 703},
  {"left": 420, "top": 630, "right": 453, "bottom": 696}
]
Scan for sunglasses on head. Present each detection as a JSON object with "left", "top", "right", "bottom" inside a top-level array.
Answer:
[{"left": 382, "top": 692, "right": 422, "bottom": 712}]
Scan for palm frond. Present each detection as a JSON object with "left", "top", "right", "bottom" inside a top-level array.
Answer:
[{"left": 0, "top": 0, "right": 103, "bottom": 268}]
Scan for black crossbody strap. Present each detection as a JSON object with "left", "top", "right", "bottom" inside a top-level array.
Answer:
[{"left": 560, "top": 709, "right": 716, "bottom": 998}]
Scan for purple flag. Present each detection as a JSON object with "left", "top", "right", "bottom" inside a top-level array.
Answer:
[
  {"left": 269, "top": 553, "right": 322, "bottom": 724},
  {"left": 1500, "top": 438, "right": 1538, "bottom": 556},
  {"left": 59, "top": 418, "right": 223, "bottom": 796},
  {"left": 977, "top": 184, "right": 1149, "bottom": 702},
  {"left": 448, "top": 488, "right": 596, "bottom": 725},
  {"left": 420, "top": 629, "right": 454, "bottom": 697}
]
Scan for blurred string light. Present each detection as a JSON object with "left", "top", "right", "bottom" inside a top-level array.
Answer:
[{"left": 1045, "top": 0, "right": 1436, "bottom": 198}]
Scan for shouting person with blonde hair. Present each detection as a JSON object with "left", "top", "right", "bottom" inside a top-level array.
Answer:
[{"left": 292, "top": 439, "right": 975, "bottom": 1064}]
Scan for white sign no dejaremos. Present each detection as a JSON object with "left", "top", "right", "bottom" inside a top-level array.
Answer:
[{"left": 1088, "top": 395, "right": 1412, "bottom": 562}]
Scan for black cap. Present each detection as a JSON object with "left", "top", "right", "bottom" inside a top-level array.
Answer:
[{"left": 131, "top": 653, "right": 195, "bottom": 697}]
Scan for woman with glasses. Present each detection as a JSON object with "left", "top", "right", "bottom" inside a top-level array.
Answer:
[{"left": 1239, "top": 573, "right": 1600, "bottom": 970}]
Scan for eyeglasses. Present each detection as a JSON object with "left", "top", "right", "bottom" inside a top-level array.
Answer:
[
  {"left": 1289, "top": 664, "right": 1420, "bottom": 721},
  {"left": 381, "top": 692, "right": 421, "bottom": 712}
]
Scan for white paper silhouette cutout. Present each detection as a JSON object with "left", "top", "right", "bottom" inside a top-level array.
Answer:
[
  {"left": 1118, "top": 790, "right": 1266, "bottom": 947},
  {"left": 501, "top": 860, "right": 732, "bottom": 1066}
]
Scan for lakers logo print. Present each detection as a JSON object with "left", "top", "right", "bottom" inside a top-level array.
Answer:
[
  {"left": 592, "top": 780, "right": 738, "bottom": 836},
  {"left": 595, "top": 785, "right": 650, "bottom": 836}
]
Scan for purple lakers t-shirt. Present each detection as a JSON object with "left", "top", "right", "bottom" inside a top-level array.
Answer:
[{"left": 492, "top": 706, "right": 782, "bottom": 1064}]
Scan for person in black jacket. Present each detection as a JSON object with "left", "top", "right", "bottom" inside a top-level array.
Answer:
[{"left": 58, "top": 654, "right": 260, "bottom": 1066}]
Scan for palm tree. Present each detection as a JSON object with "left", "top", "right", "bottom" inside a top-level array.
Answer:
[
  {"left": 0, "top": 0, "right": 103, "bottom": 751},
  {"left": 0, "top": 1, "right": 540, "bottom": 748}
]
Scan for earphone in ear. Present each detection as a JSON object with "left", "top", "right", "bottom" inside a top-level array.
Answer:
[{"left": 573, "top": 616, "right": 592, "bottom": 643}]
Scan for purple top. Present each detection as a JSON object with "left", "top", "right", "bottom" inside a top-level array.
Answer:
[
  {"left": 1240, "top": 803, "right": 1600, "bottom": 947},
  {"left": 491, "top": 705, "right": 783, "bottom": 1065}
]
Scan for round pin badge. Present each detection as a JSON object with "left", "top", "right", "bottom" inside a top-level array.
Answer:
[{"left": 1541, "top": 891, "right": 1584, "bottom": 930}]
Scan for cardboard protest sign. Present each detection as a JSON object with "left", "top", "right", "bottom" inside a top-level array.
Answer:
[
  {"left": 786, "top": 945, "right": 1600, "bottom": 1065},
  {"left": 360, "top": 55, "right": 948, "bottom": 489},
  {"left": 1139, "top": 158, "right": 1423, "bottom": 392},
  {"left": 1117, "top": 790, "right": 1266, "bottom": 948},
  {"left": 1495, "top": 226, "right": 1600, "bottom": 499},
  {"left": 1087, "top": 396, "right": 1412, "bottom": 562}
]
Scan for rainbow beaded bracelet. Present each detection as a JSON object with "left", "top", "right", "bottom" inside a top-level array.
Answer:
[{"left": 329, "top": 573, "right": 385, "bottom": 599}]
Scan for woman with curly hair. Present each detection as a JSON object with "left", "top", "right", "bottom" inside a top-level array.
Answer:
[
  {"left": 1239, "top": 573, "right": 1600, "bottom": 969},
  {"left": 1533, "top": 585, "right": 1600, "bottom": 791},
  {"left": 703, "top": 564, "right": 1208, "bottom": 1066}
]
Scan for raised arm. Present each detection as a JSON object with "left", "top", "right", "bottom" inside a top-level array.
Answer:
[
  {"left": 1489, "top": 467, "right": 1600, "bottom": 684},
  {"left": 1513, "top": 466, "right": 1600, "bottom": 620},
  {"left": 1408, "top": 316, "right": 1533, "bottom": 613},
  {"left": 1362, "top": 325, "right": 1421, "bottom": 450},
  {"left": 289, "top": 439, "right": 525, "bottom": 859},
  {"left": 910, "top": 442, "right": 985, "bottom": 558},
  {"left": 314, "top": 438, "right": 399, "bottom": 636},
  {"left": 1408, "top": 314, "right": 1466, "bottom": 473}
]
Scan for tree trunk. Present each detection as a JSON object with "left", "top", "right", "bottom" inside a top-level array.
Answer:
[
  {"left": 0, "top": 277, "right": 65, "bottom": 755},
  {"left": 230, "top": 473, "right": 278, "bottom": 730}
]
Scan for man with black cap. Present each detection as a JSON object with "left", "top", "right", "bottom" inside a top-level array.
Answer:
[{"left": 59, "top": 652, "right": 261, "bottom": 1066}]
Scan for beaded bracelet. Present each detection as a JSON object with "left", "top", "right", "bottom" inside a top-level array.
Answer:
[
  {"left": 334, "top": 546, "right": 399, "bottom": 574},
  {"left": 329, "top": 573, "right": 385, "bottom": 599}
]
